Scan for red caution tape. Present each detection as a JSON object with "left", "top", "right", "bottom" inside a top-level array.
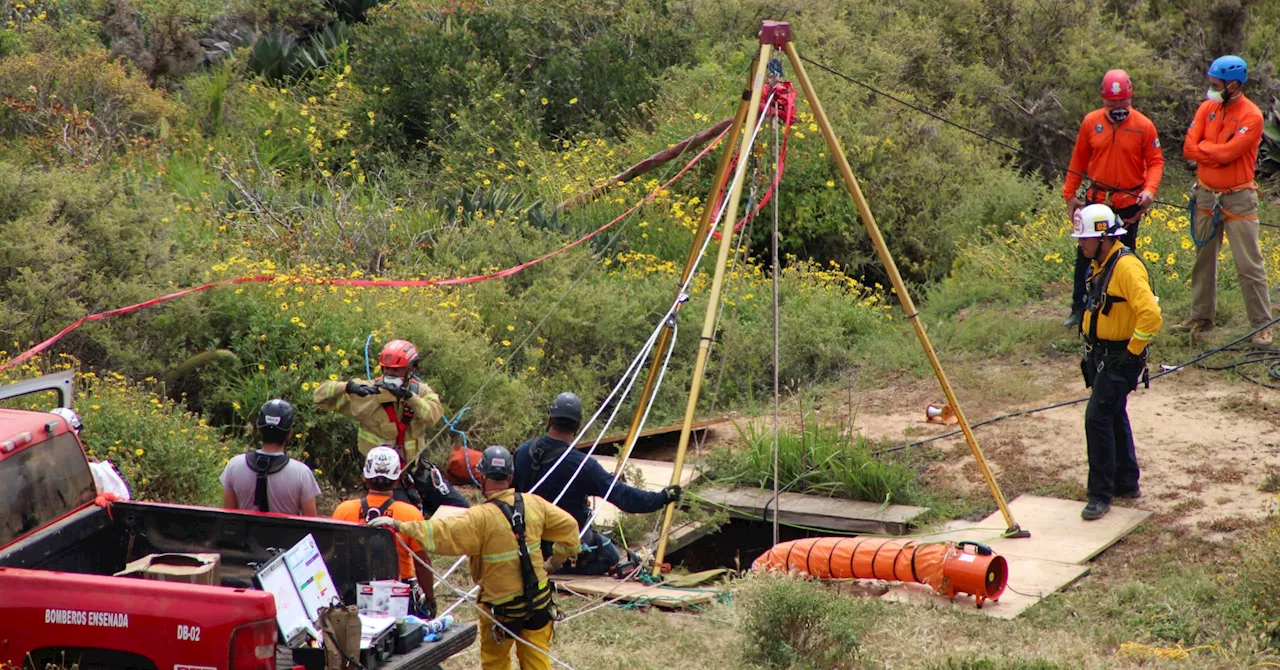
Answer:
[{"left": 0, "top": 127, "right": 728, "bottom": 374}]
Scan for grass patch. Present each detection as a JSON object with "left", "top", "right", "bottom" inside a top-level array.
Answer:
[{"left": 709, "top": 412, "right": 926, "bottom": 507}]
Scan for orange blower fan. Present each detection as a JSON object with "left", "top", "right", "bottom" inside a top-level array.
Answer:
[{"left": 751, "top": 537, "right": 1008, "bottom": 608}]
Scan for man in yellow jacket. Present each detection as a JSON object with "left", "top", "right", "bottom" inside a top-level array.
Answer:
[
  {"left": 314, "top": 339, "right": 468, "bottom": 514},
  {"left": 1074, "top": 204, "right": 1163, "bottom": 521},
  {"left": 371, "top": 446, "right": 580, "bottom": 670}
]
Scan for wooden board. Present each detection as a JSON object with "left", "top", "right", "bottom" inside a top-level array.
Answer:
[
  {"left": 551, "top": 575, "right": 721, "bottom": 610},
  {"left": 587, "top": 417, "right": 728, "bottom": 448},
  {"left": 880, "top": 555, "right": 1090, "bottom": 620},
  {"left": 587, "top": 456, "right": 700, "bottom": 528},
  {"left": 935, "top": 495, "right": 1152, "bottom": 565},
  {"left": 662, "top": 521, "right": 713, "bottom": 554},
  {"left": 696, "top": 486, "right": 929, "bottom": 535}
]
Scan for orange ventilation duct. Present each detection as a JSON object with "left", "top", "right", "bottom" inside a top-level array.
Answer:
[{"left": 751, "top": 537, "right": 1008, "bottom": 608}]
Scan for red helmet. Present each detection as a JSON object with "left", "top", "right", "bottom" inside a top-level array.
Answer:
[
  {"left": 379, "top": 339, "right": 419, "bottom": 369},
  {"left": 1100, "top": 69, "right": 1133, "bottom": 100}
]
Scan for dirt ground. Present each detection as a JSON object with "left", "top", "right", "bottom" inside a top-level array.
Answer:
[{"left": 843, "top": 361, "right": 1280, "bottom": 537}]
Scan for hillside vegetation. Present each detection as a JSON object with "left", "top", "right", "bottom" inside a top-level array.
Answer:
[{"left": 1, "top": 0, "right": 1278, "bottom": 491}]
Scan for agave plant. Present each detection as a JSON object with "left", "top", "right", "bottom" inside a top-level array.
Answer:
[{"left": 1260, "top": 96, "right": 1280, "bottom": 180}]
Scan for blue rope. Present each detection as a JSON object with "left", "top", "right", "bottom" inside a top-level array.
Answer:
[
  {"left": 444, "top": 407, "right": 480, "bottom": 487},
  {"left": 364, "top": 333, "right": 375, "bottom": 379},
  {"left": 1190, "top": 190, "right": 1220, "bottom": 249}
]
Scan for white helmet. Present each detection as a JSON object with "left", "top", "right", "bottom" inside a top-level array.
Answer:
[
  {"left": 1071, "top": 203, "right": 1127, "bottom": 238},
  {"left": 363, "top": 445, "right": 402, "bottom": 481},
  {"left": 50, "top": 407, "right": 82, "bottom": 433}
]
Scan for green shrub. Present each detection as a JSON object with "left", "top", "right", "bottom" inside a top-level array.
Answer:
[
  {"left": 0, "top": 49, "right": 180, "bottom": 163},
  {"left": 739, "top": 574, "right": 872, "bottom": 669},
  {"left": 75, "top": 369, "right": 234, "bottom": 505},
  {"left": 712, "top": 411, "right": 924, "bottom": 506},
  {"left": 0, "top": 164, "right": 206, "bottom": 374}
]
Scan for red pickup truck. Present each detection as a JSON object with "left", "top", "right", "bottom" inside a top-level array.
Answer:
[{"left": 0, "top": 372, "right": 475, "bottom": 670}]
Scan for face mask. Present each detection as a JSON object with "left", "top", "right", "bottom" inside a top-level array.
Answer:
[
  {"left": 381, "top": 375, "right": 403, "bottom": 390},
  {"left": 1206, "top": 88, "right": 1225, "bottom": 103},
  {"left": 1107, "top": 107, "right": 1130, "bottom": 123}
]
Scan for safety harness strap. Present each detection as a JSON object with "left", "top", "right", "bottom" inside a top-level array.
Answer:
[
  {"left": 360, "top": 495, "right": 396, "bottom": 522},
  {"left": 1085, "top": 247, "right": 1134, "bottom": 345},
  {"left": 246, "top": 452, "right": 290, "bottom": 513},
  {"left": 487, "top": 493, "right": 549, "bottom": 635}
]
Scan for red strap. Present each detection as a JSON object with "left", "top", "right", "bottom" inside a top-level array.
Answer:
[{"left": 381, "top": 404, "right": 407, "bottom": 451}]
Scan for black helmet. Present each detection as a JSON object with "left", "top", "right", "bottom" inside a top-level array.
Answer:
[
  {"left": 256, "top": 399, "right": 296, "bottom": 433},
  {"left": 478, "top": 445, "right": 514, "bottom": 479},
  {"left": 548, "top": 392, "right": 582, "bottom": 425}
]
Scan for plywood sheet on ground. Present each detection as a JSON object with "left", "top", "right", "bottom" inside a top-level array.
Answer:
[
  {"left": 696, "top": 486, "right": 928, "bottom": 535},
  {"left": 934, "top": 495, "right": 1152, "bottom": 565},
  {"left": 587, "top": 456, "right": 700, "bottom": 528},
  {"left": 881, "top": 554, "right": 1090, "bottom": 620},
  {"left": 551, "top": 575, "right": 721, "bottom": 610},
  {"left": 589, "top": 418, "right": 727, "bottom": 447}
]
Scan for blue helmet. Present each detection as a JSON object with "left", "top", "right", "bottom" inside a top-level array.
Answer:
[{"left": 1207, "top": 55, "right": 1247, "bottom": 84}]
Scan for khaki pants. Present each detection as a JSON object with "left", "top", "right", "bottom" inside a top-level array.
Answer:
[{"left": 1189, "top": 184, "right": 1271, "bottom": 327}]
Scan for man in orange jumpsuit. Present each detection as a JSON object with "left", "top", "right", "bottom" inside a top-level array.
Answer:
[
  {"left": 1171, "top": 55, "right": 1272, "bottom": 347},
  {"left": 1061, "top": 69, "right": 1165, "bottom": 329}
]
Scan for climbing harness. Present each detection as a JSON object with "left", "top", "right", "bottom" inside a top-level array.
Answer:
[
  {"left": 360, "top": 495, "right": 396, "bottom": 522},
  {"left": 486, "top": 493, "right": 558, "bottom": 641},
  {"left": 1080, "top": 246, "right": 1149, "bottom": 390},
  {"left": 246, "top": 451, "right": 290, "bottom": 513},
  {"left": 1190, "top": 181, "right": 1261, "bottom": 248}
]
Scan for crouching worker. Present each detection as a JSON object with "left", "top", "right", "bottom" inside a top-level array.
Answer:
[
  {"left": 313, "top": 338, "right": 469, "bottom": 515},
  {"left": 333, "top": 446, "right": 436, "bottom": 619},
  {"left": 370, "top": 446, "right": 580, "bottom": 670},
  {"left": 514, "top": 392, "right": 681, "bottom": 575},
  {"left": 1074, "top": 204, "right": 1162, "bottom": 521}
]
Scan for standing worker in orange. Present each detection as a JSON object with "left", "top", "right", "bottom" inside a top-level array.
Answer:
[
  {"left": 1074, "top": 204, "right": 1162, "bottom": 521},
  {"left": 1172, "top": 56, "right": 1272, "bottom": 347},
  {"left": 1062, "top": 69, "right": 1165, "bottom": 329}
]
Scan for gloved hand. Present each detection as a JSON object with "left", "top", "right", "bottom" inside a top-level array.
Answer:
[
  {"left": 1124, "top": 350, "right": 1147, "bottom": 373},
  {"left": 660, "top": 485, "right": 682, "bottom": 505},
  {"left": 368, "top": 515, "right": 401, "bottom": 530},
  {"left": 543, "top": 554, "right": 567, "bottom": 574},
  {"left": 346, "top": 380, "right": 378, "bottom": 397},
  {"left": 389, "top": 383, "right": 414, "bottom": 400},
  {"left": 408, "top": 578, "right": 437, "bottom": 619},
  {"left": 1066, "top": 196, "right": 1084, "bottom": 220}
]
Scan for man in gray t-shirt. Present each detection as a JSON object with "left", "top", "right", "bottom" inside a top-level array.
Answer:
[{"left": 220, "top": 399, "right": 321, "bottom": 516}]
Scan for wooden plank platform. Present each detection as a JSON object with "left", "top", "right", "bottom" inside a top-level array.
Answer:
[
  {"left": 551, "top": 575, "right": 721, "bottom": 610},
  {"left": 587, "top": 456, "right": 700, "bottom": 528},
  {"left": 696, "top": 486, "right": 929, "bottom": 535},
  {"left": 881, "top": 495, "right": 1149, "bottom": 619},
  {"left": 586, "top": 418, "right": 728, "bottom": 448}
]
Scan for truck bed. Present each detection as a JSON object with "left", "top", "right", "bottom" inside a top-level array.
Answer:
[{"left": 0, "top": 500, "right": 400, "bottom": 602}]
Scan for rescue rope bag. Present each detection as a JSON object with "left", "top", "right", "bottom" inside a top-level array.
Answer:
[
  {"left": 487, "top": 493, "right": 555, "bottom": 640},
  {"left": 246, "top": 452, "right": 290, "bottom": 513}
]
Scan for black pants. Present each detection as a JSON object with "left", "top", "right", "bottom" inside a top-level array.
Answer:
[
  {"left": 1072, "top": 205, "right": 1143, "bottom": 313},
  {"left": 550, "top": 528, "right": 619, "bottom": 576},
  {"left": 391, "top": 461, "right": 470, "bottom": 517},
  {"left": 1083, "top": 352, "right": 1141, "bottom": 504}
]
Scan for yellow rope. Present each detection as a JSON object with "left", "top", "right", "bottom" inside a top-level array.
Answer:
[{"left": 1116, "top": 642, "right": 1225, "bottom": 661}]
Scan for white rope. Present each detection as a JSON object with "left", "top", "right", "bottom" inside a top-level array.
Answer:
[
  {"left": 399, "top": 536, "right": 578, "bottom": 670},
  {"left": 528, "top": 92, "right": 779, "bottom": 503},
  {"left": 577, "top": 322, "right": 679, "bottom": 537}
]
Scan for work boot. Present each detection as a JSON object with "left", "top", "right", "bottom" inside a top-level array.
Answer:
[
  {"left": 1081, "top": 500, "right": 1110, "bottom": 521},
  {"left": 1115, "top": 487, "right": 1142, "bottom": 499},
  {"left": 1252, "top": 327, "right": 1273, "bottom": 349},
  {"left": 1063, "top": 308, "right": 1083, "bottom": 329},
  {"left": 1169, "top": 318, "right": 1213, "bottom": 334}
]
